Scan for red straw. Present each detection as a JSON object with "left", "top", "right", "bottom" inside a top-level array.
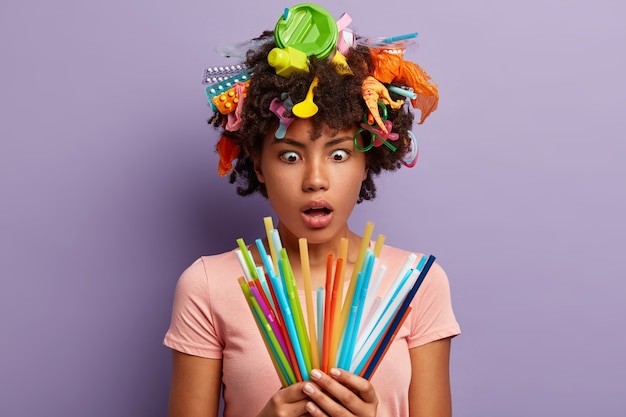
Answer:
[
  {"left": 327, "top": 257, "right": 343, "bottom": 369},
  {"left": 249, "top": 280, "right": 301, "bottom": 381},
  {"left": 322, "top": 253, "right": 334, "bottom": 373},
  {"left": 264, "top": 273, "right": 283, "bottom": 326},
  {"left": 257, "top": 279, "right": 302, "bottom": 381}
]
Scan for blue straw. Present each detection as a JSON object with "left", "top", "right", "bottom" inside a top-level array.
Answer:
[
  {"left": 415, "top": 254, "right": 427, "bottom": 273},
  {"left": 269, "top": 229, "right": 283, "bottom": 264},
  {"left": 317, "top": 286, "right": 324, "bottom": 356},
  {"left": 337, "top": 272, "right": 363, "bottom": 369},
  {"left": 380, "top": 32, "right": 418, "bottom": 44},
  {"left": 362, "top": 255, "right": 435, "bottom": 379},
  {"left": 255, "top": 238, "right": 276, "bottom": 277},
  {"left": 271, "top": 258, "right": 307, "bottom": 380},
  {"left": 388, "top": 86, "right": 417, "bottom": 100},
  {"left": 248, "top": 288, "right": 295, "bottom": 385},
  {"left": 353, "top": 255, "right": 429, "bottom": 373},
  {"left": 280, "top": 249, "right": 312, "bottom": 374},
  {"left": 256, "top": 266, "right": 276, "bottom": 314},
  {"left": 340, "top": 251, "right": 375, "bottom": 369},
  {"left": 355, "top": 266, "right": 413, "bottom": 356}
]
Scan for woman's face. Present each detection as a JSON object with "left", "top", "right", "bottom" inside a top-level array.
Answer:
[{"left": 253, "top": 118, "right": 368, "bottom": 246}]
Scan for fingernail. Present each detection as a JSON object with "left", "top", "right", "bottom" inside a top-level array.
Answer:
[
  {"left": 303, "top": 383, "right": 315, "bottom": 394},
  {"left": 306, "top": 402, "right": 317, "bottom": 412},
  {"left": 330, "top": 368, "right": 341, "bottom": 377},
  {"left": 310, "top": 369, "right": 322, "bottom": 380}
]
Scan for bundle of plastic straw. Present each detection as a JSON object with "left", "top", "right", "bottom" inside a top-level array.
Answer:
[{"left": 235, "top": 217, "right": 435, "bottom": 385}]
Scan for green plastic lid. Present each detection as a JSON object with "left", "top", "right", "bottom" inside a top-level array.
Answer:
[{"left": 274, "top": 4, "right": 338, "bottom": 59}]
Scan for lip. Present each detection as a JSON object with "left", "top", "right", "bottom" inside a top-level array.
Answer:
[{"left": 300, "top": 200, "right": 334, "bottom": 229}]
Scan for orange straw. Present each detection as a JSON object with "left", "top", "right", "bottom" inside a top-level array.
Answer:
[
  {"left": 327, "top": 238, "right": 348, "bottom": 368},
  {"left": 327, "top": 257, "right": 344, "bottom": 369},
  {"left": 321, "top": 253, "right": 334, "bottom": 372}
]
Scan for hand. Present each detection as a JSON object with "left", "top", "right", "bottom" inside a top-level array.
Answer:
[
  {"left": 256, "top": 382, "right": 314, "bottom": 417},
  {"left": 302, "top": 368, "right": 378, "bottom": 417}
]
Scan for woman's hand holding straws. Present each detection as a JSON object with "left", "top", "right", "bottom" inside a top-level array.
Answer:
[
  {"left": 236, "top": 217, "right": 435, "bottom": 386},
  {"left": 253, "top": 368, "right": 378, "bottom": 417}
]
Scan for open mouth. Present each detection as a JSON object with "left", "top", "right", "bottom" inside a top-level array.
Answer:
[
  {"left": 301, "top": 201, "right": 334, "bottom": 228},
  {"left": 304, "top": 207, "right": 332, "bottom": 217}
]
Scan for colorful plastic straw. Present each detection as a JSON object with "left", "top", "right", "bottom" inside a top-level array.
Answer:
[
  {"left": 351, "top": 268, "right": 417, "bottom": 371},
  {"left": 328, "top": 238, "right": 348, "bottom": 369},
  {"left": 282, "top": 249, "right": 312, "bottom": 374},
  {"left": 236, "top": 219, "right": 435, "bottom": 385},
  {"left": 237, "top": 238, "right": 258, "bottom": 280},
  {"left": 264, "top": 217, "right": 280, "bottom": 278},
  {"left": 360, "top": 255, "right": 435, "bottom": 378},
  {"left": 322, "top": 254, "right": 334, "bottom": 372},
  {"left": 360, "top": 306, "right": 412, "bottom": 380},
  {"left": 273, "top": 255, "right": 307, "bottom": 381},
  {"left": 299, "top": 238, "right": 320, "bottom": 370},
  {"left": 354, "top": 254, "right": 417, "bottom": 354},
  {"left": 249, "top": 282, "right": 291, "bottom": 373},
  {"left": 239, "top": 277, "right": 295, "bottom": 386},
  {"left": 339, "top": 250, "right": 375, "bottom": 369},
  {"left": 339, "top": 222, "right": 375, "bottom": 330}
]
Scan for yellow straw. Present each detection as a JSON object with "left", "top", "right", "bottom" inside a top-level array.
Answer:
[
  {"left": 328, "top": 237, "right": 348, "bottom": 368},
  {"left": 299, "top": 238, "right": 320, "bottom": 370},
  {"left": 338, "top": 237, "right": 349, "bottom": 287},
  {"left": 338, "top": 222, "right": 374, "bottom": 334},
  {"left": 263, "top": 216, "right": 279, "bottom": 276},
  {"left": 374, "top": 234, "right": 385, "bottom": 257}
]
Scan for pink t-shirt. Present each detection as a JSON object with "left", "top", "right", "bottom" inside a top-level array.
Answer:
[{"left": 164, "top": 244, "right": 460, "bottom": 417}]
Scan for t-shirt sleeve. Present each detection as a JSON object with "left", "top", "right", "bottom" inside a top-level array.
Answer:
[
  {"left": 163, "top": 258, "right": 224, "bottom": 358},
  {"left": 407, "top": 261, "right": 460, "bottom": 348}
]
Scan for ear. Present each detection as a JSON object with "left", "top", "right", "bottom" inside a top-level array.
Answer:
[{"left": 252, "top": 154, "right": 265, "bottom": 183}]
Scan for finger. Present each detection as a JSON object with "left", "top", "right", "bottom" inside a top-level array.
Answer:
[
  {"left": 261, "top": 383, "right": 313, "bottom": 417},
  {"left": 306, "top": 369, "right": 361, "bottom": 415},
  {"left": 302, "top": 381, "right": 339, "bottom": 417},
  {"left": 275, "top": 382, "right": 312, "bottom": 402},
  {"left": 327, "top": 368, "right": 378, "bottom": 404},
  {"left": 306, "top": 368, "right": 378, "bottom": 416},
  {"left": 304, "top": 398, "right": 328, "bottom": 417}
]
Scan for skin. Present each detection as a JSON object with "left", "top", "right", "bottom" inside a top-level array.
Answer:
[
  {"left": 253, "top": 119, "right": 368, "bottom": 286},
  {"left": 167, "top": 118, "right": 454, "bottom": 417}
]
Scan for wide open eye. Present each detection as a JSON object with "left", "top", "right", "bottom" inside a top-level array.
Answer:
[
  {"left": 280, "top": 151, "right": 301, "bottom": 163},
  {"left": 330, "top": 149, "right": 350, "bottom": 161}
]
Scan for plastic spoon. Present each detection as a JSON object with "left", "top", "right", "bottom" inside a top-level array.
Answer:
[{"left": 292, "top": 77, "right": 319, "bottom": 118}]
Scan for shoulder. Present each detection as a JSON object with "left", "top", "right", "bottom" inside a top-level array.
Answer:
[
  {"left": 165, "top": 250, "right": 244, "bottom": 357},
  {"left": 174, "top": 249, "right": 242, "bottom": 297},
  {"left": 179, "top": 249, "right": 239, "bottom": 280}
]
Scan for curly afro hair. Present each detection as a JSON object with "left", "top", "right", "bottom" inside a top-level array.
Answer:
[{"left": 210, "top": 31, "right": 416, "bottom": 203}]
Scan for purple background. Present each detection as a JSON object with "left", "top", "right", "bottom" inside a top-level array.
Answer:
[{"left": 1, "top": 0, "right": 624, "bottom": 416}]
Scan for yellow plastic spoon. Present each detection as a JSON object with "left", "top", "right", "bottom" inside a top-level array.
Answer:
[{"left": 292, "top": 77, "right": 319, "bottom": 118}]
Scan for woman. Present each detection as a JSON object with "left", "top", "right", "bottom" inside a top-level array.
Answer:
[{"left": 164, "top": 4, "right": 460, "bottom": 416}]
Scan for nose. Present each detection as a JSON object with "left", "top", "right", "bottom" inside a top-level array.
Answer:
[{"left": 302, "top": 158, "right": 329, "bottom": 192}]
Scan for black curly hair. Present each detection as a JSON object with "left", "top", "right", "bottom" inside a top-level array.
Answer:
[{"left": 211, "top": 31, "right": 416, "bottom": 203}]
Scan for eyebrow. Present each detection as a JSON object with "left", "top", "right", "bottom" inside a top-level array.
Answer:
[{"left": 271, "top": 136, "right": 354, "bottom": 148}]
